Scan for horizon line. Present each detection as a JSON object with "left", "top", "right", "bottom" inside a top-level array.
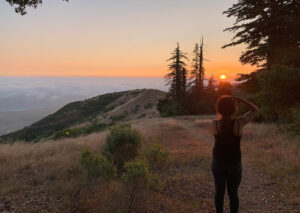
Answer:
[
  {"left": 0, "top": 75, "right": 166, "bottom": 78},
  {"left": 0, "top": 74, "right": 237, "bottom": 80}
]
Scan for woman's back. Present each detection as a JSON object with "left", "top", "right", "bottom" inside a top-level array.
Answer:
[{"left": 213, "top": 119, "right": 241, "bottom": 164}]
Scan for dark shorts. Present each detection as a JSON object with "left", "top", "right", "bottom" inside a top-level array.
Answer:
[{"left": 211, "top": 160, "right": 242, "bottom": 184}]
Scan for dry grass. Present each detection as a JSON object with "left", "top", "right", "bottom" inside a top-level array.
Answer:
[
  {"left": 0, "top": 133, "right": 107, "bottom": 212},
  {"left": 242, "top": 123, "right": 300, "bottom": 200},
  {"left": 0, "top": 116, "right": 299, "bottom": 212}
]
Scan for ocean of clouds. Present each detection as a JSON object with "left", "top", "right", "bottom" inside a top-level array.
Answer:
[{"left": 0, "top": 77, "right": 167, "bottom": 112}]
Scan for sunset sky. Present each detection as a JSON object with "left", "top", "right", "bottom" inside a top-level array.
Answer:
[{"left": 0, "top": 0, "right": 255, "bottom": 79}]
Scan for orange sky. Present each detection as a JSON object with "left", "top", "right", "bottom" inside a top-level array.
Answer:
[{"left": 0, "top": 0, "right": 255, "bottom": 79}]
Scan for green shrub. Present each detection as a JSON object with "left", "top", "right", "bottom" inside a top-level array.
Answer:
[
  {"left": 122, "top": 159, "right": 151, "bottom": 186},
  {"left": 103, "top": 124, "right": 141, "bottom": 169},
  {"left": 142, "top": 140, "right": 170, "bottom": 172},
  {"left": 158, "top": 99, "right": 184, "bottom": 117},
  {"left": 149, "top": 173, "right": 164, "bottom": 191},
  {"left": 122, "top": 159, "right": 164, "bottom": 211},
  {"left": 80, "top": 148, "right": 116, "bottom": 181}
]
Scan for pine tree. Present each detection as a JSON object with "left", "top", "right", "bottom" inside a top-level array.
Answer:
[
  {"left": 190, "top": 43, "right": 200, "bottom": 89},
  {"left": 165, "top": 43, "right": 188, "bottom": 102},
  {"left": 199, "top": 38, "right": 205, "bottom": 89},
  {"left": 190, "top": 38, "right": 206, "bottom": 91},
  {"left": 206, "top": 75, "right": 217, "bottom": 95},
  {"left": 223, "top": 0, "right": 300, "bottom": 98},
  {"left": 181, "top": 67, "right": 187, "bottom": 98},
  {"left": 223, "top": 0, "right": 300, "bottom": 69}
]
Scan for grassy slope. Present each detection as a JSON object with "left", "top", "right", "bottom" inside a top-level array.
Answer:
[
  {"left": 0, "top": 91, "right": 126, "bottom": 142},
  {"left": 0, "top": 116, "right": 298, "bottom": 212},
  {"left": 0, "top": 89, "right": 165, "bottom": 142}
]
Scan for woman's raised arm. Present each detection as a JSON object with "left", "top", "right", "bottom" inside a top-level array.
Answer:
[{"left": 234, "top": 96, "right": 259, "bottom": 127}]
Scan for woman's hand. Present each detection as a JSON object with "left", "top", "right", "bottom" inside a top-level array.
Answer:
[{"left": 233, "top": 96, "right": 259, "bottom": 112}]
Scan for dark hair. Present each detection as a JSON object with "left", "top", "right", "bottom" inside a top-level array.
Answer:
[{"left": 216, "top": 95, "right": 235, "bottom": 118}]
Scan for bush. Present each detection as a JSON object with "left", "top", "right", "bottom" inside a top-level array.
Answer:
[
  {"left": 80, "top": 148, "right": 117, "bottom": 181},
  {"left": 142, "top": 140, "right": 170, "bottom": 172},
  {"left": 103, "top": 124, "right": 142, "bottom": 169},
  {"left": 122, "top": 159, "right": 151, "bottom": 212},
  {"left": 149, "top": 173, "right": 164, "bottom": 191},
  {"left": 158, "top": 99, "right": 184, "bottom": 117},
  {"left": 286, "top": 104, "right": 300, "bottom": 135},
  {"left": 122, "top": 159, "right": 151, "bottom": 186}
]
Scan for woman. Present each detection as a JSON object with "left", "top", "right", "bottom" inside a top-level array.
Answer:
[{"left": 211, "top": 95, "right": 259, "bottom": 213}]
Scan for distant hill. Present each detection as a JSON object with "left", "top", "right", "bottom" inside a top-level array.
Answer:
[
  {"left": 1, "top": 89, "right": 166, "bottom": 143},
  {"left": 0, "top": 107, "right": 58, "bottom": 135}
]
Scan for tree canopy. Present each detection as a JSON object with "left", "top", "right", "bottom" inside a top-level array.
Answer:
[
  {"left": 223, "top": 0, "right": 300, "bottom": 69},
  {"left": 6, "top": 0, "right": 69, "bottom": 15},
  {"left": 223, "top": 0, "right": 300, "bottom": 126},
  {"left": 165, "top": 43, "right": 188, "bottom": 103}
]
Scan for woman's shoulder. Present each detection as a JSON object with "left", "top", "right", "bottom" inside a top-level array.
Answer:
[{"left": 211, "top": 119, "right": 219, "bottom": 135}]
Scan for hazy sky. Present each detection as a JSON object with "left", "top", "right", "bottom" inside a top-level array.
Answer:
[{"left": 0, "top": 0, "right": 254, "bottom": 78}]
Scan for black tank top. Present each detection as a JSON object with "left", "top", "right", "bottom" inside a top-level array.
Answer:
[{"left": 213, "top": 119, "right": 241, "bottom": 164}]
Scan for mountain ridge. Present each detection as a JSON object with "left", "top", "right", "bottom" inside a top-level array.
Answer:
[{"left": 1, "top": 89, "right": 166, "bottom": 142}]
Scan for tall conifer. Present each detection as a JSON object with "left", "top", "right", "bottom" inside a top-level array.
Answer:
[{"left": 165, "top": 43, "right": 188, "bottom": 102}]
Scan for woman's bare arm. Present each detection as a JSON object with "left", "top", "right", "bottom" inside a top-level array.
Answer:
[{"left": 234, "top": 96, "right": 259, "bottom": 127}]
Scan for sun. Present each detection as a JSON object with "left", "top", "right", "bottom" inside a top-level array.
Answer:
[{"left": 220, "top": 74, "right": 227, "bottom": 80}]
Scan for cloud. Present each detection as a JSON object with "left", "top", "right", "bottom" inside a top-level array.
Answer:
[{"left": 0, "top": 77, "right": 167, "bottom": 112}]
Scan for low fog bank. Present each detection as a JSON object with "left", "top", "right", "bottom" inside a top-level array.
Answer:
[
  {"left": 0, "top": 77, "right": 166, "bottom": 112},
  {"left": 0, "top": 76, "right": 166, "bottom": 135}
]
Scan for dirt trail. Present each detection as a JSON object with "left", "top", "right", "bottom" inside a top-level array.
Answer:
[{"left": 170, "top": 116, "right": 299, "bottom": 213}]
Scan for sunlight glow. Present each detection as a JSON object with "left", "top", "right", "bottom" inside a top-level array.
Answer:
[{"left": 220, "top": 74, "right": 227, "bottom": 80}]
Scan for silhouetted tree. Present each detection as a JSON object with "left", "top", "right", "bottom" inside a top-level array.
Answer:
[
  {"left": 256, "top": 65, "right": 300, "bottom": 121},
  {"left": 218, "top": 81, "right": 232, "bottom": 96},
  {"left": 223, "top": 0, "right": 300, "bottom": 69},
  {"left": 165, "top": 43, "right": 188, "bottom": 103},
  {"left": 190, "top": 43, "right": 200, "bottom": 89},
  {"left": 190, "top": 38, "right": 206, "bottom": 91},
  {"left": 223, "top": 0, "right": 300, "bottom": 100},
  {"left": 224, "top": 0, "right": 300, "bottom": 124},
  {"left": 181, "top": 67, "right": 187, "bottom": 98},
  {"left": 6, "top": 0, "right": 69, "bottom": 15},
  {"left": 160, "top": 43, "right": 217, "bottom": 116},
  {"left": 206, "top": 75, "right": 217, "bottom": 97},
  {"left": 235, "top": 72, "right": 262, "bottom": 94},
  {"left": 199, "top": 38, "right": 205, "bottom": 89}
]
